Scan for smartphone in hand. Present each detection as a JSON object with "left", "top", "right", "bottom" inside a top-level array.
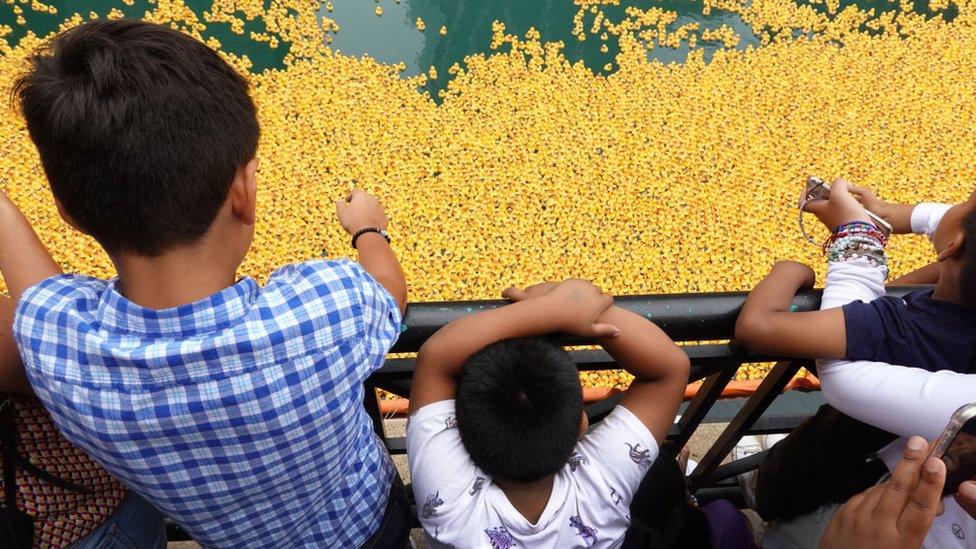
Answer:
[
  {"left": 930, "top": 403, "right": 976, "bottom": 496},
  {"left": 804, "top": 176, "right": 894, "bottom": 237}
]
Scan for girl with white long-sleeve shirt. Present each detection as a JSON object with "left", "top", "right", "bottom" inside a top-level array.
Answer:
[{"left": 736, "top": 182, "right": 976, "bottom": 547}]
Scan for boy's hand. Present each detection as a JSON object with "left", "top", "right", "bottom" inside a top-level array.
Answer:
[
  {"left": 336, "top": 189, "right": 388, "bottom": 235},
  {"left": 804, "top": 179, "right": 874, "bottom": 231},
  {"left": 543, "top": 279, "right": 620, "bottom": 338},
  {"left": 501, "top": 281, "right": 558, "bottom": 302}
]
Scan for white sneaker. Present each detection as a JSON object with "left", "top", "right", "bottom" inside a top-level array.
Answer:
[{"left": 732, "top": 434, "right": 786, "bottom": 509}]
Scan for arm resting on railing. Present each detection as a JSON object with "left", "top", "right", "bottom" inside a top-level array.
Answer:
[
  {"left": 734, "top": 261, "right": 847, "bottom": 358},
  {"left": 409, "top": 280, "right": 619, "bottom": 414},
  {"left": 595, "top": 306, "right": 690, "bottom": 443}
]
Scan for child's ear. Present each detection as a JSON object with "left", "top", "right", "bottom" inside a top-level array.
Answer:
[
  {"left": 579, "top": 410, "right": 589, "bottom": 438},
  {"left": 230, "top": 157, "right": 258, "bottom": 226},
  {"left": 938, "top": 229, "right": 966, "bottom": 262},
  {"left": 53, "top": 198, "right": 85, "bottom": 234}
]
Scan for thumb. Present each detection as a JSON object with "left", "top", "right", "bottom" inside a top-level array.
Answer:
[
  {"left": 804, "top": 199, "right": 829, "bottom": 216},
  {"left": 829, "top": 179, "right": 853, "bottom": 199},
  {"left": 591, "top": 323, "right": 621, "bottom": 338},
  {"left": 898, "top": 457, "right": 945, "bottom": 535},
  {"left": 502, "top": 287, "right": 527, "bottom": 302}
]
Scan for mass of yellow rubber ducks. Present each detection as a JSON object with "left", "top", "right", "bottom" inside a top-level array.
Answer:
[{"left": 1, "top": 0, "right": 974, "bottom": 387}]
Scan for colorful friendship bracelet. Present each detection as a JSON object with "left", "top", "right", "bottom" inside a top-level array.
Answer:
[
  {"left": 822, "top": 221, "right": 888, "bottom": 252},
  {"left": 824, "top": 221, "right": 888, "bottom": 268}
]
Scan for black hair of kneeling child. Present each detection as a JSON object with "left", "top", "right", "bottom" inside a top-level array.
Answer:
[{"left": 622, "top": 444, "right": 713, "bottom": 549}]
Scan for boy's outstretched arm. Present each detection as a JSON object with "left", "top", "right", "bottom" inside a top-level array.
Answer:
[
  {"left": 336, "top": 189, "right": 407, "bottom": 314},
  {"left": 0, "top": 192, "right": 62, "bottom": 393},
  {"left": 848, "top": 185, "right": 916, "bottom": 235},
  {"left": 595, "top": 307, "right": 690, "bottom": 443},
  {"left": 410, "top": 280, "right": 619, "bottom": 414},
  {"left": 735, "top": 261, "right": 847, "bottom": 358}
]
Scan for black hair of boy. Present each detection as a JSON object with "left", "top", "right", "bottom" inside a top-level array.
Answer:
[
  {"left": 960, "top": 209, "right": 976, "bottom": 307},
  {"left": 456, "top": 338, "right": 583, "bottom": 483},
  {"left": 13, "top": 19, "right": 259, "bottom": 256}
]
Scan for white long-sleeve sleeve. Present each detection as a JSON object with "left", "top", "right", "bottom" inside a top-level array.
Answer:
[
  {"left": 910, "top": 202, "right": 952, "bottom": 240},
  {"left": 816, "top": 256, "right": 976, "bottom": 460}
]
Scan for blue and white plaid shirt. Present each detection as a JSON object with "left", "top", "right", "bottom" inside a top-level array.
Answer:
[{"left": 14, "top": 260, "right": 401, "bottom": 548}]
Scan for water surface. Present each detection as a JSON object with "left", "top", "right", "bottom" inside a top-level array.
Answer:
[{"left": 0, "top": 0, "right": 950, "bottom": 98}]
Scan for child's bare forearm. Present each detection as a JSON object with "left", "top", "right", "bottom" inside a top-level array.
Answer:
[
  {"left": 876, "top": 203, "right": 915, "bottom": 234},
  {"left": 735, "top": 261, "right": 847, "bottom": 358},
  {"left": 355, "top": 233, "right": 407, "bottom": 314},
  {"left": 737, "top": 261, "right": 815, "bottom": 327},
  {"left": 600, "top": 306, "right": 689, "bottom": 442},
  {"left": 597, "top": 306, "right": 688, "bottom": 382},
  {"left": 0, "top": 194, "right": 61, "bottom": 301},
  {"left": 410, "top": 299, "right": 559, "bottom": 412},
  {"left": 421, "top": 301, "right": 556, "bottom": 377}
]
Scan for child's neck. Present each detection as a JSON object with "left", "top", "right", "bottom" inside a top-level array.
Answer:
[
  {"left": 932, "top": 280, "right": 961, "bottom": 303},
  {"left": 494, "top": 475, "right": 555, "bottom": 525},
  {"left": 113, "top": 244, "right": 240, "bottom": 310},
  {"left": 932, "top": 265, "right": 963, "bottom": 305}
]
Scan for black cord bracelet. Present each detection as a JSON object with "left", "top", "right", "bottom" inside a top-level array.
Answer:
[{"left": 351, "top": 227, "right": 390, "bottom": 249}]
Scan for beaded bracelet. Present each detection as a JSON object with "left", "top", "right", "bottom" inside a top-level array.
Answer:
[
  {"left": 824, "top": 221, "right": 888, "bottom": 268},
  {"left": 826, "top": 236, "right": 888, "bottom": 268},
  {"left": 824, "top": 221, "right": 889, "bottom": 248},
  {"left": 821, "top": 221, "right": 888, "bottom": 252}
]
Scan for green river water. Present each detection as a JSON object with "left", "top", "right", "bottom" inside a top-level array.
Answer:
[{"left": 0, "top": 0, "right": 952, "bottom": 97}]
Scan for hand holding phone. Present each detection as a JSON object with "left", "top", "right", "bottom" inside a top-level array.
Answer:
[{"left": 802, "top": 177, "right": 893, "bottom": 237}]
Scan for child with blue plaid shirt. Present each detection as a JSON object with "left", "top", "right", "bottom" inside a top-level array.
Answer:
[{"left": 1, "top": 20, "right": 410, "bottom": 548}]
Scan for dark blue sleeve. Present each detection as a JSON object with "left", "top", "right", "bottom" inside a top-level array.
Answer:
[{"left": 842, "top": 297, "right": 910, "bottom": 362}]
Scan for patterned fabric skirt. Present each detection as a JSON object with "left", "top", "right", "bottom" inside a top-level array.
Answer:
[{"left": 1, "top": 394, "right": 125, "bottom": 548}]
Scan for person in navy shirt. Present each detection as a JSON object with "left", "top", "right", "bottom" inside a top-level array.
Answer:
[
  {"left": 843, "top": 286, "right": 976, "bottom": 373},
  {"left": 735, "top": 181, "right": 976, "bottom": 547}
]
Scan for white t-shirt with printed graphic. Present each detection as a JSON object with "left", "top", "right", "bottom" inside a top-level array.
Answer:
[{"left": 406, "top": 400, "right": 658, "bottom": 548}]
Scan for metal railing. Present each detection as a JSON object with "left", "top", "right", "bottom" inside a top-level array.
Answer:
[
  {"left": 364, "top": 286, "right": 921, "bottom": 494},
  {"left": 164, "top": 286, "right": 922, "bottom": 540}
]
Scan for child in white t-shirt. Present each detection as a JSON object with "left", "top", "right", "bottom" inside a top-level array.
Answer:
[{"left": 407, "top": 279, "right": 691, "bottom": 548}]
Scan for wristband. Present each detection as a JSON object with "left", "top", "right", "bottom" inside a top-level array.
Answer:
[{"left": 351, "top": 227, "right": 390, "bottom": 249}]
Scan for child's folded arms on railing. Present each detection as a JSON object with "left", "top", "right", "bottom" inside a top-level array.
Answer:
[{"left": 407, "top": 278, "right": 690, "bottom": 548}]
